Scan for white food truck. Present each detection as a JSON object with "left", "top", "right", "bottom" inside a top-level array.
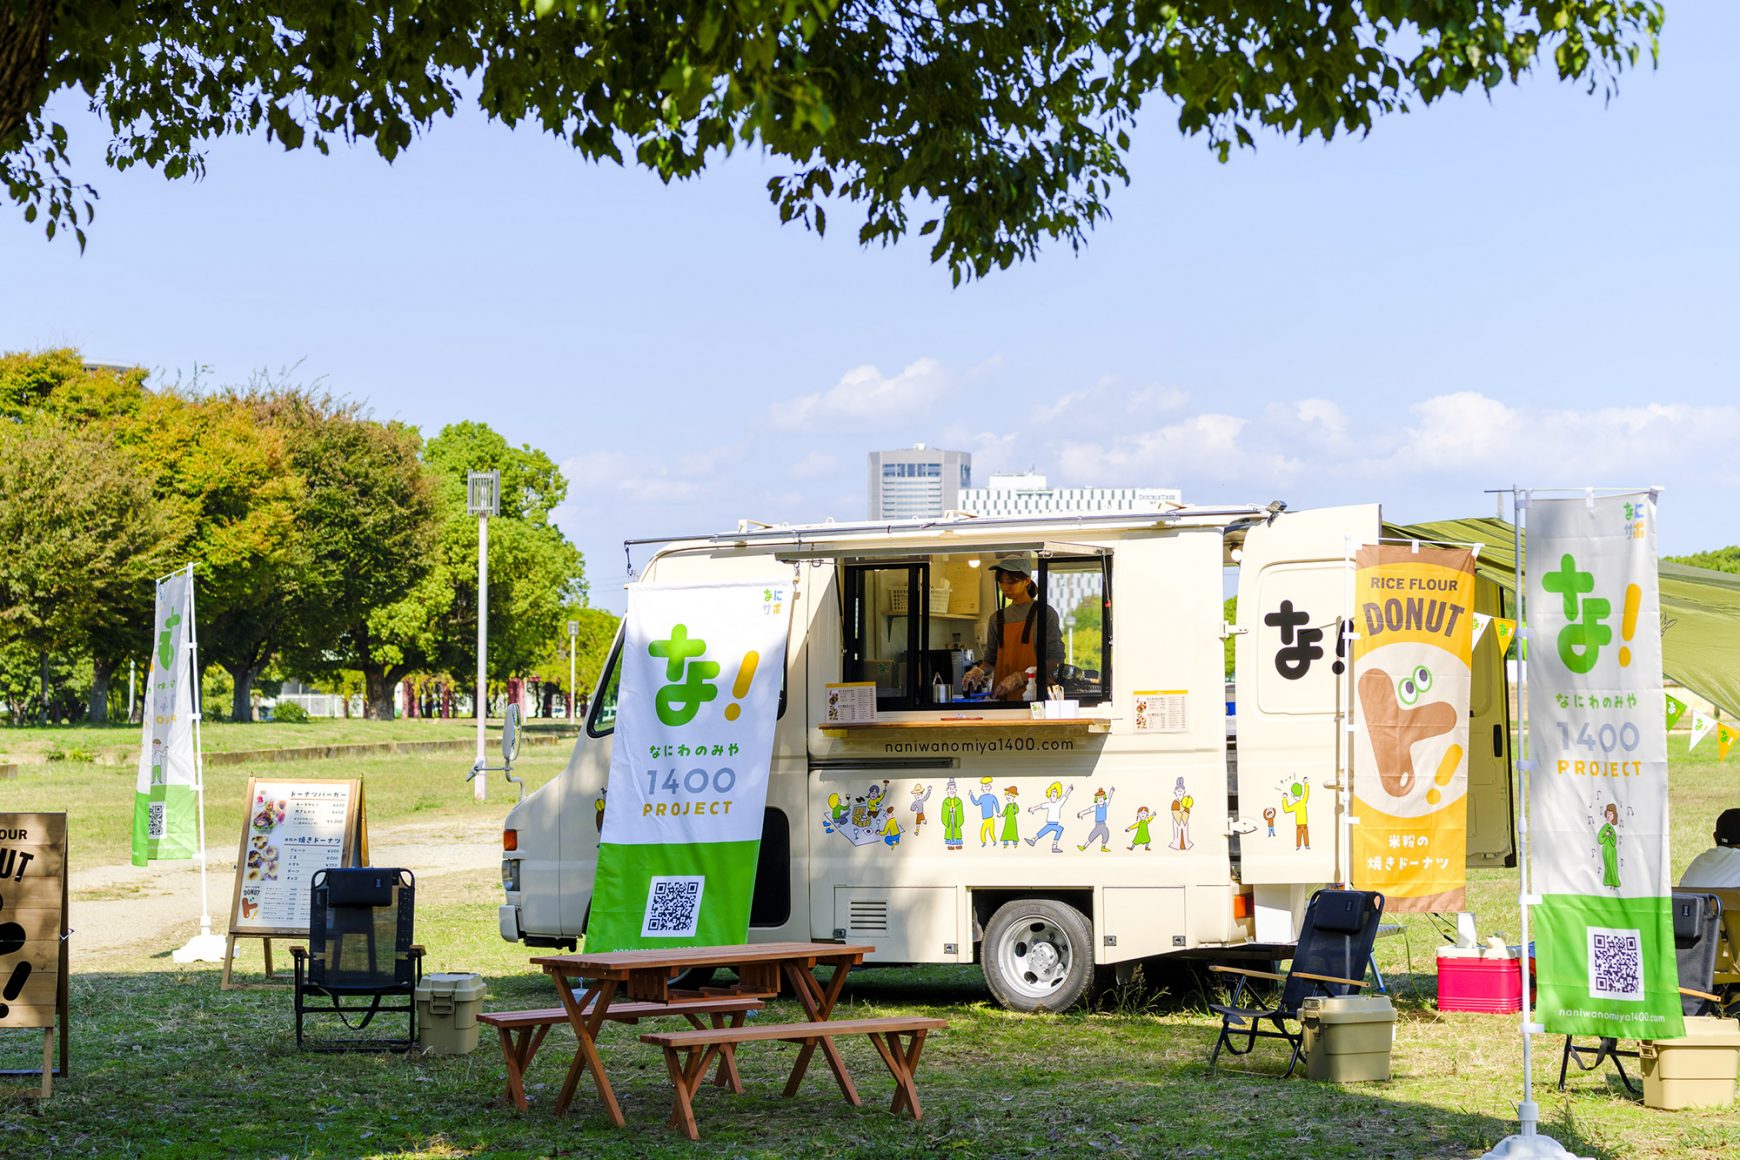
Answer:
[{"left": 498, "top": 502, "right": 1515, "bottom": 1010}]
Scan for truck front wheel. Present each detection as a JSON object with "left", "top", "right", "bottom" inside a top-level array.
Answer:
[{"left": 982, "top": 898, "right": 1095, "bottom": 1013}]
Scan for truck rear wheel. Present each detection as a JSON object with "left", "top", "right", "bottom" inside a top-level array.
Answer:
[{"left": 982, "top": 898, "right": 1095, "bottom": 1013}]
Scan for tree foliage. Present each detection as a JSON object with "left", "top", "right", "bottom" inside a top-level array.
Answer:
[
  {"left": 0, "top": 348, "right": 593, "bottom": 724},
  {"left": 3, "top": 2, "right": 1663, "bottom": 275},
  {"left": 0, "top": 413, "right": 178, "bottom": 720},
  {"left": 1666, "top": 547, "right": 1740, "bottom": 575}
]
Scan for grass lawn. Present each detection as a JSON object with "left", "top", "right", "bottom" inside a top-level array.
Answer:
[
  {"left": 0, "top": 730, "right": 1736, "bottom": 1157},
  {"left": 0, "top": 717, "right": 579, "bottom": 766}
]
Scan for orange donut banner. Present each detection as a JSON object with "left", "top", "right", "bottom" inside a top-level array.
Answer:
[{"left": 1350, "top": 544, "right": 1477, "bottom": 913}]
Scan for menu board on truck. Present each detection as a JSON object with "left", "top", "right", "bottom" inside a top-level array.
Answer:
[{"left": 227, "top": 778, "right": 364, "bottom": 937}]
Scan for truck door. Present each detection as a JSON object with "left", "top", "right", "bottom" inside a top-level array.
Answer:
[
  {"left": 1465, "top": 575, "right": 1517, "bottom": 867},
  {"left": 1234, "top": 505, "right": 1380, "bottom": 895}
]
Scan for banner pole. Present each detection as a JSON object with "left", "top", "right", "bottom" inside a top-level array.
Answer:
[
  {"left": 1513, "top": 491, "right": 1539, "bottom": 1137},
  {"left": 173, "top": 562, "right": 225, "bottom": 963},
  {"left": 1481, "top": 487, "right": 1584, "bottom": 1160},
  {"left": 1339, "top": 533, "right": 1355, "bottom": 887}
]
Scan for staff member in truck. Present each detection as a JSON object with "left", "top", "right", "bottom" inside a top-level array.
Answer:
[{"left": 960, "top": 554, "right": 1064, "bottom": 700}]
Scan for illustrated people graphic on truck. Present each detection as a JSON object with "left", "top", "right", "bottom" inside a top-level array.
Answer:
[
  {"left": 1281, "top": 777, "right": 1310, "bottom": 850},
  {"left": 865, "top": 779, "right": 890, "bottom": 816},
  {"left": 882, "top": 808, "right": 903, "bottom": 847},
  {"left": 1598, "top": 802, "right": 1621, "bottom": 889},
  {"left": 1026, "top": 781, "right": 1074, "bottom": 852},
  {"left": 940, "top": 778, "right": 965, "bottom": 852},
  {"left": 1126, "top": 806, "right": 1155, "bottom": 851},
  {"left": 1169, "top": 777, "right": 1194, "bottom": 851},
  {"left": 910, "top": 783, "right": 932, "bottom": 831},
  {"left": 1077, "top": 785, "right": 1115, "bottom": 851},
  {"left": 970, "top": 776, "right": 999, "bottom": 847},
  {"left": 999, "top": 787, "right": 1021, "bottom": 848},
  {"left": 1262, "top": 807, "right": 1276, "bottom": 837}
]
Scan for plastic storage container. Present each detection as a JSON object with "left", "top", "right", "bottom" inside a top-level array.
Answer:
[
  {"left": 1640, "top": 1015, "right": 1740, "bottom": 1110},
  {"left": 415, "top": 972, "right": 486, "bottom": 1055},
  {"left": 1300, "top": 994, "right": 1397, "bottom": 1082},
  {"left": 1437, "top": 946, "right": 1534, "bottom": 1013}
]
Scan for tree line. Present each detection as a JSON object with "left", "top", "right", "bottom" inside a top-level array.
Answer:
[{"left": 0, "top": 348, "right": 616, "bottom": 724}]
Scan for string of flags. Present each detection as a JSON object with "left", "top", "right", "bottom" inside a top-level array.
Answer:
[
  {"left": 1670, "top": 692, "right": 1737, "bottom": 761},
  {"left": 1470, "top": 612, "right": 1518, "bottom": 656}
]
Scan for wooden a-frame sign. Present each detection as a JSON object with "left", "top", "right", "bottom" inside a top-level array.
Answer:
[
  {"left": 220, "top": 778, "right": 366, "bottom": 989},
  {"left": 0, "top": 812, "right": 70, "bottom": 1098}
]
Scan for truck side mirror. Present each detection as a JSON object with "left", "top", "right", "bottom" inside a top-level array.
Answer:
[{"left": 502, "top": 704, "right": 522, "bottom": 765}]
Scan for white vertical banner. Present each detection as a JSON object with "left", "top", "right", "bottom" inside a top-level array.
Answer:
[
  {"left": 132, "top": 567, "right": 198, "bottom": 865},
  {"left": 587, "top": 578, "right": 791, "bottom": 951},
  {"left": 1528, "top": 491, "right": 1681, "bottom": 1040}
]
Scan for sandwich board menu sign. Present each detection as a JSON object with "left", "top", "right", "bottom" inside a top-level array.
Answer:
[
  {"left": 222, "top": 778, "right": 365, "bottom": 988},
  {"left": 0, "top": 812, "right": 69, "bottom": 1097}
]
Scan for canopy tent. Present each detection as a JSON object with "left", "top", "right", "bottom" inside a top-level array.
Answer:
[{"left": 1385, "top": 517, "right": 1740, "bottom": 720}]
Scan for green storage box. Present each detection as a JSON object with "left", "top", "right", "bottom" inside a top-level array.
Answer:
[
  {"left": 1300, "top": 994, "right": 1396, "bottom": 1082},
  {"left": 1640, "top": 1015, "right": 1740, "bottom": 1110},
  {"left": 415, "top": 972, "right": 487, "bottom": 1055}
]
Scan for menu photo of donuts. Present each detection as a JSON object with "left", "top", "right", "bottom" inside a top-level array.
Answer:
[
  {"left": 251, "top": 792, "right": 288, "bottom": 834},
  {"left": 244, "top": 831, "right": 280, "bottom": 883}
]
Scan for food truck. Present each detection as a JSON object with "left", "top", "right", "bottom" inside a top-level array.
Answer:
[{"left": 497, "top": 502, "right": 1515, "bottom": 1011}]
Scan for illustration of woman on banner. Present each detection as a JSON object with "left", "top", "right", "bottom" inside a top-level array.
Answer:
[{"left": 1598, "top": 802, "right": 1621, "bottom": 889}]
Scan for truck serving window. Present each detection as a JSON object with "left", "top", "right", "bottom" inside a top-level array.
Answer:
[
  {"left": 586, "top": 631, "right": 787, "bottom": 738},
  {"left": 842, "top": 552, "right": 1109, "bottom": 710}
]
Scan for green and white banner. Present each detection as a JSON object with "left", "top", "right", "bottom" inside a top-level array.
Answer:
[
  {"left": 587, "top": 577, "right": 792, "bottom": 951},
  {"left": 1529, "top": 492, "right": 1682, "bottom": 1040},
  {"left": 132, "top": 567, "right": 199, "bottom": 866}
]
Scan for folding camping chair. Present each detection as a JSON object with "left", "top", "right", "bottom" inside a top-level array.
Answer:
[
  {"left": 291, "top": 868, "right": 425, "bottom": 1051},
  {"left": 1208, "top": 888, "right": 1386, "bottom": 1077},
  {"left": 1559, "top": 891, "right": 1725, "bottom": 1094}
]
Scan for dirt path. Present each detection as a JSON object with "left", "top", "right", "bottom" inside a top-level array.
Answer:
[{"left": 67, "top": 819, "right": 499, "bottom": 968}]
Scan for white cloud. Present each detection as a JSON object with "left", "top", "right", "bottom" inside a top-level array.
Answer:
[
  {"left": 789, "top": 451, "right": 838, "bottom": 480},
  {"left": 1126, "top": 385, "right": 1191, "bottom": 413},
  {"left": 562, "top": 443, "right": 744, "bottom": 506},
  {"left": 1293, "top": 398, "right": 1350, "bottom": 440},
  {"left": 1056, "top": 413, "right": 1248, "bottom": 482},
  {"left": 772, "top": 358, "right": 949, "bottom": 431}
]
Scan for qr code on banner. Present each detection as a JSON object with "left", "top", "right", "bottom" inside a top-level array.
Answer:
[
  {"left": 1588, "top": 927, "right": 1644, "bottom": 1002},
  {"left": 641, "top": 876, "right": 705, "bottom": 939},
  {"left": 147, "top": 801, "right": 166, "bottom": 840}
]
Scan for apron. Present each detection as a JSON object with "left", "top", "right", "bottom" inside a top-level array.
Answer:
[{"left": 993, "top": 604, "right": 1039, "bottom": 696}]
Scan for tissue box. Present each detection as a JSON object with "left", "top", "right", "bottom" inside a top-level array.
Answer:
[{"left": 1043, "top": 699, "right": 1080, "bottom": 719}]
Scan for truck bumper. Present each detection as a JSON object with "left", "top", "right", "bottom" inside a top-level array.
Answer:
[{"left": 498, "top": 903, "right": 522, "bottom": 942}]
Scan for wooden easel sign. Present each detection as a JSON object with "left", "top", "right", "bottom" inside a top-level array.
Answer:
[
  {"left": 0, "top": 812, "right": 69, "bottom": 1098},
  {"left": 221, "top": 779, "right": 365, "bottom": 989}
]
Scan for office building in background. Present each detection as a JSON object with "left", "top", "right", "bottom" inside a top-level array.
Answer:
[
  {"left": 868, "top": 445, "right": 972, "bottom": 519},
  {"left": 959, "top": 473, "right": 1182, "bottom": 517}
]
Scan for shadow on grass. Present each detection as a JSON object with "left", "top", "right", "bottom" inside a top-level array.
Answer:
[{"left": 4, "top": 967, "right": 1644, "bottom": 1160}]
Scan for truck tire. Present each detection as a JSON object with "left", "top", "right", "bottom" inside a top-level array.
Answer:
[{"left": 982, "top": 898, "right": 1095, "bottom": 1013}]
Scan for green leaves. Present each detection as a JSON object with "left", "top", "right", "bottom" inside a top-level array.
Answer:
[{"left": 1, "top": 2, "right": 1666, "bottom": 277}]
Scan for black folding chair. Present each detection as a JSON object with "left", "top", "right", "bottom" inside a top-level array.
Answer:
[
  {"left": 1208, "top": 888, "right": 1386, "bottom": 1077},
  {"left": 1559, "top": 891, "right": 1724, "bottom": 1094},
  {"left": 292, "top": 868, "right": 425, "bottom": 1051}
]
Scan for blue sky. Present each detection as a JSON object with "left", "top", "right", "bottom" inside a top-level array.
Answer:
[{"left": 4, "top": 6, "right": 1735, "bottom": 614}]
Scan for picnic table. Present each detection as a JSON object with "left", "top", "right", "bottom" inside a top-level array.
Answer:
[{"left": 529, "top": 940, "right": 876, "bottom": 1127}]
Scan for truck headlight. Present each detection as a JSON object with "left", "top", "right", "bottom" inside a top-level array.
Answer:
[{"left": 501, "top": 858, "right": 520, "bottom": 892}]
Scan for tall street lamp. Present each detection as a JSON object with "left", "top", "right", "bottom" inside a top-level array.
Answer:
[
  {"left": 568, "top": 618, "right": 579, "bottom": 720},
  {"left": 467, "top": 469, "right": 500, "bottom": 801}
]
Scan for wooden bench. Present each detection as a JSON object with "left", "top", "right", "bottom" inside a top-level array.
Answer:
[
  {"left": 480, "top": 995, "right": 765, "bottom": 1111},
  {"left": 639, "top": 1015, "right": 948, "bottom": 1141}
]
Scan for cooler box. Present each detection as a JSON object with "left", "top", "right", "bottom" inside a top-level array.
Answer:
[
  {"left": 1300, "top": 994, "right": 1397, "bottom": 1082},
  {"left": 1437, "top": 947, "right": 1534, "bottom": 1013},
  {"left": 1640, "top": 1015, "right": 1740, "bottom": 1110},
  {"left": 415, "top": 972, "right": 486, "bottom": 1055}
]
